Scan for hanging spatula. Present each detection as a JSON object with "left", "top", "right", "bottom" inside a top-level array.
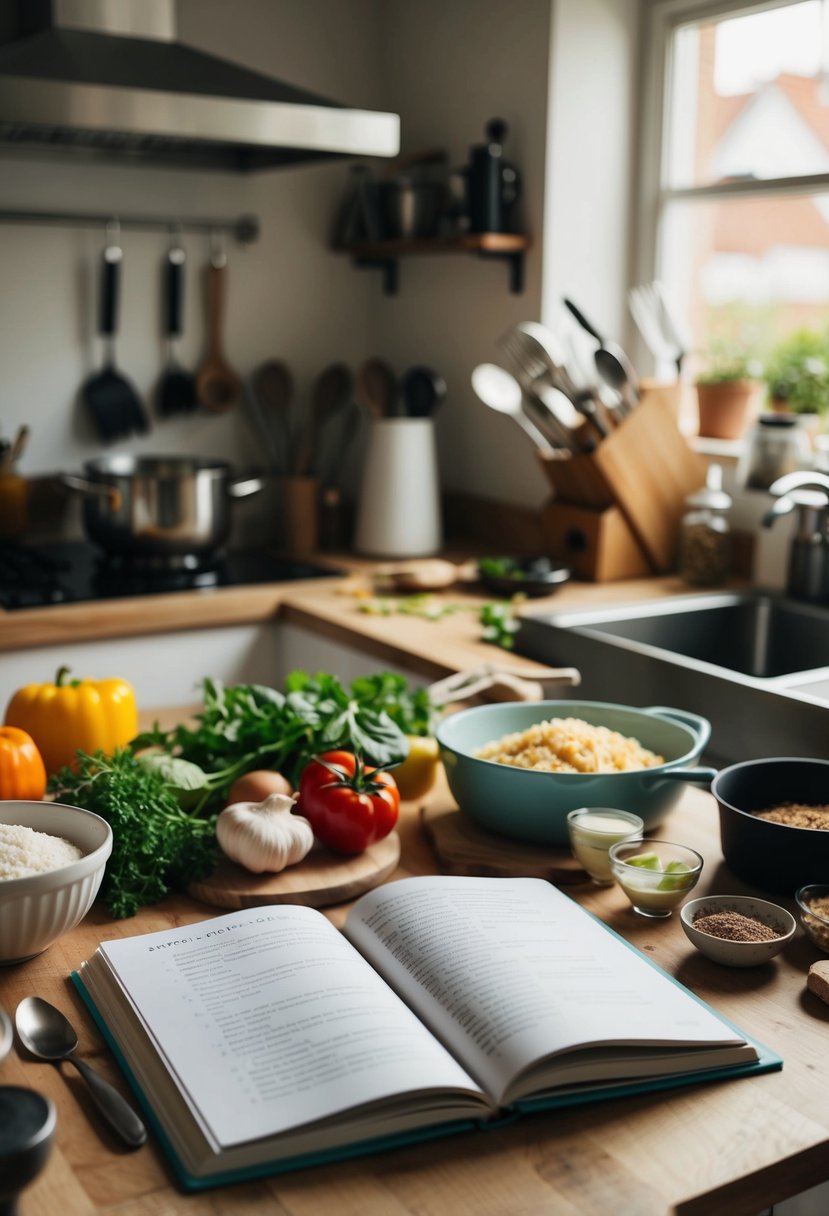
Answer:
[
  {"left": 157, "top": 241, "right": 197, "bottom": 415},
  {"left": 82, "top": 227, "right": 150, "bottom": 442}
]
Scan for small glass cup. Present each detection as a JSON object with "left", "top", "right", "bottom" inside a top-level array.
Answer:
[
  {"left": 567, "top": 808, "right": 645, "bottom": 885},
  {"left": 608, "top": 839, "right": 703, "bottom": 918}
]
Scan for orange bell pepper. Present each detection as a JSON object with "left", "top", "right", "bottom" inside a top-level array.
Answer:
[
  {"left": 4, "top": 666, "right": 138, "bottom": 776},
  {"left": 0, "top": 725, "right": 47, "bottom": 800}
]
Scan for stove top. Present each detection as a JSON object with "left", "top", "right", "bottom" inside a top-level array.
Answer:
[{"left": 0, "top": 541, "right": 341, "bottom": 610}]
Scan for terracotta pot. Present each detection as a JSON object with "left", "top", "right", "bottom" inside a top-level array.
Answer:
[{"left": 695, "top": 380, "right": 759, "bottom": 440}]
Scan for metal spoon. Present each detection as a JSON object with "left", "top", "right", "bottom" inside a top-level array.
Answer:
[
  {"left": 15, "top": 997, "right": 147, "bottom": 1149},
  {"left": 470, "top": 363, "right": 555, "bottom": 452},
  {"left": 563, "top": 297, "right": 639, "bottom": 408}
]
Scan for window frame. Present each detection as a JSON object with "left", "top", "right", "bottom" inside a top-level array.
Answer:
[{"left": 634, "top": 0, "right": 829, "bottom": 295}]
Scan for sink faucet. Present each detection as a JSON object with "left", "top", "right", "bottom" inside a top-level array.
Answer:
[{"left": 763, "top": 471, "right": 829, "bottom": 603}]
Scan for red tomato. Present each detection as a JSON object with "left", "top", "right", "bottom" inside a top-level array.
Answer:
[{"left": 297, "top": 750, "right": 400, "bottom": 855}]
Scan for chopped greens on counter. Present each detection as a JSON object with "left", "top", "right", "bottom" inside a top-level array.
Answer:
[
  {"left": 479, "top": 601, "right": 521, "bottom": 650},
  {"left": 48, "top": 749, "right": 219, "bottom": 920}
]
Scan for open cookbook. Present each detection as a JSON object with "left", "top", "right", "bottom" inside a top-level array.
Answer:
[{"left": 72, "top": 876, "right": 780, "bottom": 1190}]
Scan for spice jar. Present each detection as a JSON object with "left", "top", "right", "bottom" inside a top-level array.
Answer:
[
  {"left": 739, "top": 414, "right": 811, "bottom": 490},
  {"left": 678, "top": 464, "right": 732, "bottom": 586}
]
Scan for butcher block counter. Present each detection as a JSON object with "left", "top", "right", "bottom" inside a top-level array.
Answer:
[{"left": 3, "top": 558, "right": 826, "bottom": 1216}]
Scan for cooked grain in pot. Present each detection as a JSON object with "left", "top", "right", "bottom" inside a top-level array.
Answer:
[
  {"left": 755, "top": 803, "right": 829, "bottom": 830},
  {"left": 474, "top": 717, "right": 664, "bottom": 774}
]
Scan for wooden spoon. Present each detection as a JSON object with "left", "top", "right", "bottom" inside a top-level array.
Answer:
[
  {"left": 295, "top": 363, "right": 353, "bottom": 475},
  {"left": 357, "top": 358, "right": 397, "bottom": 418},
  {"left": 196, "top": 253, "right": 242, "bottom": 412}
]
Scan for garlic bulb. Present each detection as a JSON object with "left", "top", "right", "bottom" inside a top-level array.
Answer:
[{"left": 216, "top": 793, "right": 314, "bottom": 874}]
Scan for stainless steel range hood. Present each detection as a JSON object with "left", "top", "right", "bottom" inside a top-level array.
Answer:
[{"left": 0, "top": 0, "right": 400, "bottom": 171}]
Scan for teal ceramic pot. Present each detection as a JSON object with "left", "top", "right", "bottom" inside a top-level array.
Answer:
[{"left": 436, "top": 700, "right": 713, "bottom": 846}]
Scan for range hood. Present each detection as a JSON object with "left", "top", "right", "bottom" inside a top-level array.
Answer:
[{"left": 0, "top": 0, "right": 400, "bottom": 171}]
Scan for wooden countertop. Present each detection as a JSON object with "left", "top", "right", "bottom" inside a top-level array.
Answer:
[
  {"left": 0, "top": 547, "right": 703, "bottom": 683},
  {"left": 5, "top": 774, "right": 829, "bottom": 1216}
]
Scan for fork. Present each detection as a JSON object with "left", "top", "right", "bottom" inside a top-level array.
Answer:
[
  {"left": 629, "top": 282, "right": 688, "bottom": 379},
  {"left": 499, "top": 325, "right": 610, "bottom": 444}
]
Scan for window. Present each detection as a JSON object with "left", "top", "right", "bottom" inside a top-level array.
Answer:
[{"left": 639, "top": 0, "right": 829, "bottom": 396}]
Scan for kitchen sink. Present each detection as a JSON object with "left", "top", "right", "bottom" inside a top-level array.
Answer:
[{"left": 518, "top": 591, "right": 829, "bottom": 764}]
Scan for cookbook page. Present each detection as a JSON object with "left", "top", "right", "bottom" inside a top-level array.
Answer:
[
  {"left": 344, "top": 876, "right": 749, "bottom": 1106},
  {"left": 94, "top": 904, "right": 484, "bottom": 1149}
]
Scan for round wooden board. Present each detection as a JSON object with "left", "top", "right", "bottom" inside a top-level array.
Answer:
[
  {"left": 187, "top": 832, "right": 401, "bottom": 910},
  {"left": 421, "top": 805, "right": 589, "bottom": 885}
]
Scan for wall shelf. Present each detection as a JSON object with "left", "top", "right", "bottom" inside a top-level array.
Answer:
[{"left": 338, "top": 232, "right": 530, "bottom": 295}]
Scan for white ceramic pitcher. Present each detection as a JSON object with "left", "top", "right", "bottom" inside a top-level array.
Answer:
[{"left": 355, "top": 418, "right": 442, "bottom": 556}]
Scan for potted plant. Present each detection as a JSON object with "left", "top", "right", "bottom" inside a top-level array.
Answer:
[
  {"left": 695, "top": 340, "right": 762, "bottom": 440},
  {"left": 762, "top": 328, "right": 829, "bottom": 440}
]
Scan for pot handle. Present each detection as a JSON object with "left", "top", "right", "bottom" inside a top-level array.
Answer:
[
  {"left": 61, "top": 474, "right": 122, "bottom": 510},
  {"left": 641, "top": 766, "right": 718, "bottom": 789},
  {"left": 228, "top": 475, "right": 264, "bottom": 500},
  {"left": 641, "top": 705, "right": 712, "bottom": 753}
]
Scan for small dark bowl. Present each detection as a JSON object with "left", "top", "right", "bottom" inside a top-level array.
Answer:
[
  {"left": 478, "top": 555, "right": 571, "bottom": 598},
  {"left": 712, "top": 757, "right": 829, "bottom": 895}
]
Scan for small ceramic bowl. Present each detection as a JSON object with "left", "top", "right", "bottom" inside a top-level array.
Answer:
[
  {"left": 680, "top": 895, "right": 796, "bottom": 967},
  {"left": 795, "top": 885, "right": 829, "bottom": 953},
  {"left": 608, "top": 838, "right": 703, "bottom": 918},
  {"left": 0, "top": 801, "right": 112, "bottom": 964}
]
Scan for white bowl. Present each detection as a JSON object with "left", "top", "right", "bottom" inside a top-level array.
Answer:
[
  {"left": 0, "top": 801, "right": 112, "bottom": 964},
  {"left": 680, "top": 895, "right": 795, "bottom": 967}
]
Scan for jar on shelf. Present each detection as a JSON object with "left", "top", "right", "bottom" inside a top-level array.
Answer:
[
  {"left": 738, "top": 414, "right": 811, "bottom": 490},
  {"left": 678, "top": 464, "right": 732, "bottom": 586}
]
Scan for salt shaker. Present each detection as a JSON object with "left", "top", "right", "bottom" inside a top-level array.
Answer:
[{"left": 678, "top": 464, "right": 732, "bottom": 586}]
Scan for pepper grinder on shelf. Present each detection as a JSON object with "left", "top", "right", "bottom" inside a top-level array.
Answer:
[
  {"left": 467, "top": 118, "right": 521, "bottom": 234},
  {"left": 678, "top": 463, "right": 732, "bottom": 586}
]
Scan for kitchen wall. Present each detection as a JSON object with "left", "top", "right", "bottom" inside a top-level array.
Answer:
[{"left": 1, "top": 0, "right": 645, "bottom": 530}]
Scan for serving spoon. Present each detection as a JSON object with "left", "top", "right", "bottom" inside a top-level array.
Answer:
[{"left": 15, "top": 997, "right": 147, "bottom": 1149}]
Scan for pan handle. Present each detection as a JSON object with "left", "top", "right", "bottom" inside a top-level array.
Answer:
[
  {"left": 61, "top": 474, "right": 122, "bottom": 510},
  {"left": 227, "top": 475, "right": 264, "bottom": 500},
  {"left": 641, "top": 766, "right": 718, "bottom": 789}
]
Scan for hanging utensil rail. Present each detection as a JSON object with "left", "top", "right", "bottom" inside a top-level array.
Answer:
[{"left": 0, "top": 207, "right": 259, "bottom": 244}]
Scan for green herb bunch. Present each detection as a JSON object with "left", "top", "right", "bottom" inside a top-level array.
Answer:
[{"left": 49, "top": 749, "right": 219, "bottom": 919}]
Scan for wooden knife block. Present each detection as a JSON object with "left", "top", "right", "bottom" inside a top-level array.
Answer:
[{"left": 537, "top": 387, "right": 705, "bottom": 580}]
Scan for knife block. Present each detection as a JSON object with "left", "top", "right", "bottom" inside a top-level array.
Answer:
[{"left": 537, "top": 387, "right": 705, "bottom": 580}]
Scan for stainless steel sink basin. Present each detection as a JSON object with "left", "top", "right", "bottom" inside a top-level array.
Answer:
[{"left": 518, "top": 591, "right": 829, "bottom": 764}]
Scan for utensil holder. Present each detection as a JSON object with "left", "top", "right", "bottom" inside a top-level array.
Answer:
[
  {"left": 355, "top": 418, "right": 442, "bottom": 557},
  {"left": 537, "top": 388, "right": 705, "bottom": 575},
  {"left": 279, "top": 474, "right": 320, "bottom": 555}
]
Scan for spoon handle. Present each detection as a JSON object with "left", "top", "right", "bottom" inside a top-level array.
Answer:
[{"left": 70, "top": 1057, "right": 147, "bottom": 1148}]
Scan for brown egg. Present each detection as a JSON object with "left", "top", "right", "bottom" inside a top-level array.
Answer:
[{"left": 226, "top": 770, "right": 293, "bottom": 806}]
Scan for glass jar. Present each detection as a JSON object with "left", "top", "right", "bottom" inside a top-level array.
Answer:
[
  {"left": 678, "top": 464, "right": 732, "bottom": 586},
  {"left": 739, "top": 414, "right": 811, "bottom": 490}
]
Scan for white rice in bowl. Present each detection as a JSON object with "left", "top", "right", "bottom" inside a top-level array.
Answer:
[{"left": 0, "top": 822, "right": 83, "bottom": 880}]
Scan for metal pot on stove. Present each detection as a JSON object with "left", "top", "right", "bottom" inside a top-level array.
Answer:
[{"left": 62, "top": 455, "right": 263, "bottom": 559}]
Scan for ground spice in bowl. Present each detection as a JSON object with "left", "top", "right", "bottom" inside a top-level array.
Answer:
[{"left": 692, "top": 910, "right": 781, "bottom": 942}]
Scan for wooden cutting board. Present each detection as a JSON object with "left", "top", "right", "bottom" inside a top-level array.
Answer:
[
  {"left": 421, "top": 805, "right": 588, "bottom": 885},
  {"left": 187, "top": 832, "right": 400, "bottom": 910}
]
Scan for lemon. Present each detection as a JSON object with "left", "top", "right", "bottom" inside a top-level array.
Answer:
[
  {"left": 391, "top": 736, "right": 441, "bottom": 801},
  {"left": 626, "top": 852, "right": 662, "bottom": 870}
]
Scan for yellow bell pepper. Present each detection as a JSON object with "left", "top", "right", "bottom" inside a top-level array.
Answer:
[
  {"left": 392, "top": 735, "right": 441, "bottom": 802},
  {"left": 4, "top": 666, "right": 138, "bottom": 776}
]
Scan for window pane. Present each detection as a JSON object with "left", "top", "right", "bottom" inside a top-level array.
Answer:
[
  {"left": 660, "top": 192, "right": 829, "bottom": 377},
  {"left": 667, "top": 1, "right": 829, "bottom": 188}
]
